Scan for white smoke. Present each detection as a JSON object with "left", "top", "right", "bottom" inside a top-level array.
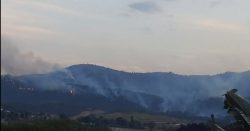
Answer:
[{"left": 1, "top": 36, "right": 60, "bottom": 76}]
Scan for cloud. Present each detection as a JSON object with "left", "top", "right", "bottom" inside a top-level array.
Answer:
[
  {"left": 10, "top": 25, "right": 53, "bottom": 34},
  {"left": 25, "top": 1, "right": 79, "bottom": 16},
  {"left": 195, "top": 19, "right": 243, "bottom": 32},
  {"left": 128, "top": 1, "right": 161, "bottom": 13},
  {"left": 209, "top": 0, "right": 223, "bottom": 7},
  {"left": 1, "top": 36, "right": 60, "bottom": 76},
  {"left": 164, "top": 0, "right": 181, "bottom": 2},
  {"left": 4, "top": 0, "right": 79, "bottom": 16},
  {"left": 2, "top": 24, "right": 57, "bottom": 40}
]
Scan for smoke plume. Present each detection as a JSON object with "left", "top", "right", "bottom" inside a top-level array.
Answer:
[{"left": 1, "top": 36, "right": 60, "bottom": 76}]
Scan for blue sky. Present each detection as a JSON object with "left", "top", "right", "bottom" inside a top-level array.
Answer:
[{"left": 1, "top": 0, "right": 250, "bottom": 75}]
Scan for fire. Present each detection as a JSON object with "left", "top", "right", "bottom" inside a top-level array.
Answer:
[{"left": 70, "top": 90, "right": 74, "bottom": 95}]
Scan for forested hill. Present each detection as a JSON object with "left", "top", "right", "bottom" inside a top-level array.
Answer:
[{"left": 1, "top": 64, "right": 250, "bottom": 116}]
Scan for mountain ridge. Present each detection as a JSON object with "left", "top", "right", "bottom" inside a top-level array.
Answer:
[
  {"left": 67, "top": 64, "right": 250, "bottom": 76},
  {"left": 6, "top": 64, "right": 249, "bottom": 77},
  {"left": 1, "top": 64, "right": 250, "bottom": 117}
]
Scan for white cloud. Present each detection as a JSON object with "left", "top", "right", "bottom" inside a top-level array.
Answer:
[
  {"left": 128, "top": 1, "right": 161, "bottom": 13},
  {"left": 2, "top": 24, "right": 56, "bottom": 39},
  {"left": 3, "top": 0, "right": 79, "bottom": 16},
  {"left": 198, "top": 19, "right": 242, "bottom": 31}
]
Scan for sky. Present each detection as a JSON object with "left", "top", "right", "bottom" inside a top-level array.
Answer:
[{"left": 1, "top": 0, "right": 250, "bottom": 75}]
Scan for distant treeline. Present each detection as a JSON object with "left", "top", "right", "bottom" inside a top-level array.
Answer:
[
  {"left": 77, "top": 115, "right": 149, "bottom": 129},
  {"left": 1, "top": 118, "right": 111, "bottom": 131}
]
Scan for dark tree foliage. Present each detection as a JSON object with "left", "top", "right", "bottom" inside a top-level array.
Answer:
[
  {"left": 77, "top": 115, "right": 144, "bottom": 129},
  {"left": 1, "top": 119, "right": 112, "bottom": 131},
  {"left": 224, "top": 123, "right": 250, "bottom": 131},
  {"left": 176, "top": 123, "right": 211, "bottom": 131}
]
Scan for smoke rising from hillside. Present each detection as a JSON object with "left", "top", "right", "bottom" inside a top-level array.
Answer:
[{"left": 1, "top": 36, "right": 60, "bottom": 76}]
